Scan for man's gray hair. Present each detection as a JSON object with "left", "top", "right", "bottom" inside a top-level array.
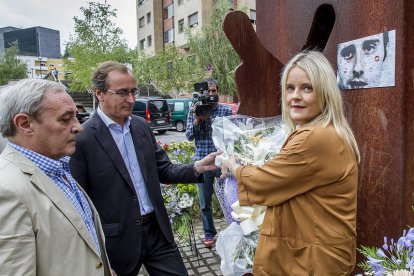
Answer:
[{"left": 0, "top": 79, "right": 67, "bottom": 137}]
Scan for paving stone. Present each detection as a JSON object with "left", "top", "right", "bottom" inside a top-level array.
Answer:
[
  {"left": 196, "top": 266, "right": 209, "bottom": 273},
  {"left": 206, "top": 257, "right": 218, "bottom": 264}
]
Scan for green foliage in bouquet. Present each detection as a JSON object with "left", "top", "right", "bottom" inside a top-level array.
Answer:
[
  {"left": 161, "top": 183, "right": 197, "bottom": 241},
  {"left": 233, "top": 127, "right": 276, "bottom": 165},
  {"left": 231, "top": 233, "right": 258, "bottom": 269},
  {"left": 162, "top": 141, "right": 197, "bottom": 240}
]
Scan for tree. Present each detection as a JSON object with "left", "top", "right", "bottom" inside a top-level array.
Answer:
[
  {"left": 66, "top": 1, "right": 129, "bottom": 92},
  {"left": 132, "top": 0, "right": 242, "bottom": 97},
  {"left": 0, "top": 42, "right": 27, "bottom": 85},
  {"left": 186, "top": 0, "right": 240, "bottom": 97},
  {"left": 131, "top": 45, "right": 204, "bottom": 96}
]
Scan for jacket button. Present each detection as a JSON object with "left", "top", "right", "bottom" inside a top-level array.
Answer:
[
  {"left": 135, "top": 219, "right": 141, "bottom": 225},
  {"left": 96, "top": 262, "right": 102, "bottom": 269},
  {"left": 132, "top": 195, "right": 137, "bottom": 201}
]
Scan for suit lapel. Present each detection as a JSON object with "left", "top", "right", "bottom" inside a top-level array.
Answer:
[
  {"left": 90, "top": 113, "right": 136, "bottom": 192},
  {"left": 3, "top": 147, "right": 101, "bottom": 257},
  {"left": 31, "top": 173, "right": 101, "bottom": 257}
]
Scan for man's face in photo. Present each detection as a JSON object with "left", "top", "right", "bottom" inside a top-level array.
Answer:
[{"left": 337, "top": 33, "right": 386, "bottom": 89}]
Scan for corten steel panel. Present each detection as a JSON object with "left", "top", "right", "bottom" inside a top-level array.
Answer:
[
  {"left": 223, "top": 0, "right": 414, "bottom": 270},
  {"left": 223, "top": 12, "right": 283, "bottom": 117}
]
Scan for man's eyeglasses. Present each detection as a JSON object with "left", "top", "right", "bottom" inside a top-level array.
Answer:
[{"left": 106, "top": 88, "right": 140, "bottom": 98}]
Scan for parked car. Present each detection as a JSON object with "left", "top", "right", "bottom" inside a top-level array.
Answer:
[
  {"left": 221, "top": 102, "right": 238, "bottom": 115},
  {"left": 166, "top": 98, "right": 194, "bottom": 132},
  {"left": 75, "top": 103, "right": 91, "bottom": 123},
  {"left": 132, "top": 97, "right": 171, "bottom": 134}
]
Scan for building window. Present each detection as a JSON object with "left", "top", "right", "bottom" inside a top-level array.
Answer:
[
  {"left": 165, "top": 4, "right": 174, "bottom": 19},
  {"left": 250, "top": 9, "right": 256, "bottom": 24},
  {"left": 139, "top": 16, "right": 145, "bottom": 28},
  {"left": 138, "top": 0, "right": 144, "bottom": 6},
  {"left": 147, "top": 12, "right": 151, "bottom": 24},
  {"left": 178, "top": 19, "right": 184, "bottom": 33},
  {"left": 188, "top": 12, "right": 198, "bottom": 28},
  {"left": 139, "top": 39, "right": 145, "bottom": 49},
  {"left": 178, "top": 0, "right": 184, "bottom": 5},
  {"left": 147, "top": 35, "right": 152, "bottom": 47},
  {"left": 164, "top": 29, "right": 174, "bottom": 44}
]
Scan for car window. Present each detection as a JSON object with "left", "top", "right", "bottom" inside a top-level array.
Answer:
[
  {"left": 174, "top": 102, "right": 184, "bottom": 112},
  {"left": 148, "top": 100, "right": 168, "bottom": 112},
  {"left": 134, "top": 101, "right": 146, "bottom": 112},
  {"left": 168, "top": 103, "right": 174, "bottom": 111}
]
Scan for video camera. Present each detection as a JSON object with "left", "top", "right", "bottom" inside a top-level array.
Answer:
[{"left": 192, "top": 82, "right": 219, "bottom": 117}]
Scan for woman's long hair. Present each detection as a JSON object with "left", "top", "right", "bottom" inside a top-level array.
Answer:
[{"left": 280, "top": 51, "right": 360, "bottom": 162}]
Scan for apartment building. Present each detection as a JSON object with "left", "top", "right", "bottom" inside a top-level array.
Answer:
[
  {"left": 17, "top": 56, "right": 67, "bottom": 80},
  {"left": 136, "top": 0, "right": 256, "bottom": 55}
]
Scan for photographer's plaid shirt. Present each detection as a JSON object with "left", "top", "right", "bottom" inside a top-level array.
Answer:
[{"left": 186, "top": 104, "right": 232, "bottom": 160}]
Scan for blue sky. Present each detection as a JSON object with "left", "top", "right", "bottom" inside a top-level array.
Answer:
[{"left": 0, "top": 0, "right": 138, "bottom": 51}]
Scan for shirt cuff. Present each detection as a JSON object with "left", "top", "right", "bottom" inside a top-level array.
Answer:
[{"left": 193, "top": 162, "right": 201, "bottom": 177}]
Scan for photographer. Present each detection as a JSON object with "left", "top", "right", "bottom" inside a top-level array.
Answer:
[{"left": 186, "top": 78, "right": 232, "bottom": 248}]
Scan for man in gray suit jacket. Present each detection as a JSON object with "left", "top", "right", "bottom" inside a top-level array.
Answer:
[
  {"left": 0, "top": 79, "right": 113, "bottom": 276},
  {"left": 69, "top": 61, "right": 219, "bottom": 276}
]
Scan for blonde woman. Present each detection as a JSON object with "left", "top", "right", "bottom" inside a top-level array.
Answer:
[{"left": 222, "top": 51, "right": 360, "bottom": 275}]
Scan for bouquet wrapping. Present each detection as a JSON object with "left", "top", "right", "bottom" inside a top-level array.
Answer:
[
  {"left": 212, "top": 115, "right": 288, "bottom": 275},
  {"left": 212, "top": 115, "right": 288, "bottom": 224},
  {"left": 216, "top": 222, "right": 259, "bottom": 276}
]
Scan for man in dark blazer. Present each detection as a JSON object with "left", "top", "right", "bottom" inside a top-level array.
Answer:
[{"left": 69, "top": 61, "right": 219, "bottom": 276}]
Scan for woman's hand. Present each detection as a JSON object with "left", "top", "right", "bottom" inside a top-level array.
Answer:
[{"left": 220, "top": 157, "right": 239, "bottom": 179}]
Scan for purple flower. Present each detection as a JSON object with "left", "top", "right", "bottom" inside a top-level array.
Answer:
[
  {"left": 367, "top": 256, "right": 383, "bottom": 264},
  {"left": 405, "top": 257, "right": 414, "bottom": 273},
  {"left": 391, "top": 256, "right": 402, "bottom": 265},
  {"left": 383, "top": 236, "right": 389, "bottom": 251},
  {"left": 376, "top": 248, "right": 387, "bottom": 258}
]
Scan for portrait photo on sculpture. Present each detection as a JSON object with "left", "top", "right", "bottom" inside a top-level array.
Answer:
[{"left": 336, "top": 30, "right": 396, "bottom": 90}]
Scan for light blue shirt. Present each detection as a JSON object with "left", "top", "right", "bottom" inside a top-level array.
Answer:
[{"left": 97, "top": 107, "right": 153, "bottom": 215}]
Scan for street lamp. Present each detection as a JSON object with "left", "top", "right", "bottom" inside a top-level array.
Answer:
[{"left": 38, "top": 57, "right": 43, "bottom": 79}]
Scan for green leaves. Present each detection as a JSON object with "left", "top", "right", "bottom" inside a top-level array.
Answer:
[
  {"left": 131, "top": 45, "right": 205, "bottom": 95},
  {"left": 65, "top": 1, "right": 129, "bottom": 92},
  {"left": 0, "top": 42, "right": 27, "bottom": 85},
  {"left": 186, "top": 0, "right": 240, "bottom": 96},
  {"left": 131, "top": 0, "right": 241, "bottom": 97}
]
